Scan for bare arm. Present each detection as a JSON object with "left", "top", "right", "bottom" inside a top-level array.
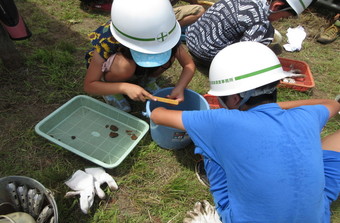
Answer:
[
  {"left": 174, "top": 45, "right": 195, "bottom": 90},
  {"left": 150, "top": 107, "right": 185, "bottom": 130},
  {"left": 84, "top": 51, "right": 155, "bottom": 102},
  {"left": 322, "top": 129, "right": 340, "bottom": 152},
  {"left": 277, "top": 99, "right": 340, "bottom": 119},
  {"left": 168, "top": 45, "right": 195, "bottom": 102}
]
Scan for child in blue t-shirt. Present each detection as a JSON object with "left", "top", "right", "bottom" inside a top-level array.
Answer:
[{"left": 151, "top": 42, "right": 340, "bottom": 222}]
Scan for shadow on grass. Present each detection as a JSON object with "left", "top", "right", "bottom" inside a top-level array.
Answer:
[{"left": 167, "top": 143, "right": 201, "bottom": 175}]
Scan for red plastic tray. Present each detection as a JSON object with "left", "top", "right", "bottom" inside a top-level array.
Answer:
[
  {"left": 278, "top": 57, "right": 315, "bottom": 92},
  {"left": 203, "top": 94, "right": 221, "bottom": 109}
]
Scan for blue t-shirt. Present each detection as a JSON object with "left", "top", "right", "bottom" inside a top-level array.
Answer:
[{"left": 182, "top": 103, "right": 329, "bottom": 222}]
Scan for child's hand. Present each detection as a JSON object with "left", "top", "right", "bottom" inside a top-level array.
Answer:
[
  {"left": 167, "top": 87, "right": 185, "bottom": 103},
  {"left": 125, "top": 84, "right": 156, "bottom": 102}
]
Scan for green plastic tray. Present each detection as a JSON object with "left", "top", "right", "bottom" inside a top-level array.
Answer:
[{"left": 35, "top": 95, "right": 149, "bottom": 168}]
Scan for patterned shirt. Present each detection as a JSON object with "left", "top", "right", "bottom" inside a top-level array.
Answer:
[
  {"left": 84, "top": 20, "right": 179, "bottom": 76},
  {"left": 85, "top": 20, "right": 123, "bottom": 67},
  {"left": 186, "top": 0, "right": 274, "bottom": 62}
]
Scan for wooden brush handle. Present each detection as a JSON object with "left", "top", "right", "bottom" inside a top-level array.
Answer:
[{"left": 147, "top": 96, "right": 179, "bottom": 105}]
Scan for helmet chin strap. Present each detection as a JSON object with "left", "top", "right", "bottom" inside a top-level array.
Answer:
[
  {"left": 238, "top": 89, "right": 255, "bottom": 109},
  {"left": 268, "top": 6, "right": 293, "bottom": 14},
  {"left": 217, "top": 96, "right": 229, "bottom": 109}
]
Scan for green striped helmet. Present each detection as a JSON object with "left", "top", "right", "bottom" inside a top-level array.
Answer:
[
  {"left": 110, "top": 0, "right": 180, "bottom": 54},
  {"left": 208, "top": 41, "right": 288, "bottom": 96},
  {"left": 286, "top": 0, "right": 313, "bottom": 14}
]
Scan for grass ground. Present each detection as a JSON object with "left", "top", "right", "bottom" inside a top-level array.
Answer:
[{"left": 0, "top": 0, "right": 339, "bottom": 222}]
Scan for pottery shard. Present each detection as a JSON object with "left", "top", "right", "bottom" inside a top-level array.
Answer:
[
  {"left": 109, "top": 132, "right": 119, "bottom": 138},
  {"left": 110, "top": 125, "right": 119, "bottom": 131},
  {"left": 131, "top": 134, "right": 138, "bottom": 140}
]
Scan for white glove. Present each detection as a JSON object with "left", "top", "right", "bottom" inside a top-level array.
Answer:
[
  {"left": 283, "top": 25, "right": 307, "bottom": 52},
  {"left": 64, "top": 170, "right": 95, "bottom": 214},
  {"left": 85, "top": 167, "right": 118, "bottom": 199},
  {"left": 183, "top": 200, "right": 222, "bottom": 223}
]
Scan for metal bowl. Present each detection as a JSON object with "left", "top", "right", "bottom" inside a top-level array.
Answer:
[{"left": 0, "top": 176, "right": 58, "bottom": 223}]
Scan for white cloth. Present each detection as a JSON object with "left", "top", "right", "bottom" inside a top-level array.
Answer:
[
  {"left": 65, "top": 168, "right": 119, "bottom": 214},
  {"left": 101, "top": 54, "right": 116, "bottom": 72},
  {"left": 183, "top": 200, "right": 222, "bottom": 223},
  {"left": 65, "top": 170, "right": 95, "bottom": 214},
  {"left": 283, "top": 25, "right": 307, "bottom": 52},
  {"left": 85, "top": 167, "right": 119, "bottom": 199}
]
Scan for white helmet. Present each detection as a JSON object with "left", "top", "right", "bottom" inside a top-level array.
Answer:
[
  {"left": 286, "top": 0, "right": 313, "bottom": 15},
  {"left": 208, "top": 41, "right": 288, "bottom": 96},
  {"left": 110, "top": 0, "right": 181, "bottom": 67}
]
